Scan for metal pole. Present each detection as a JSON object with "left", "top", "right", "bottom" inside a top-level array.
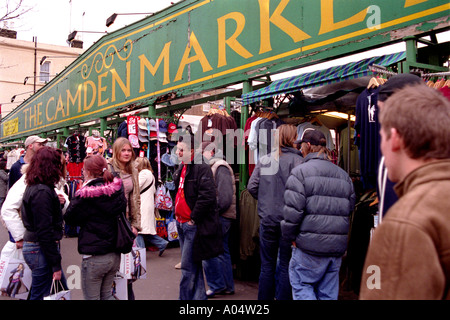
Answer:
[
  {"left": 239, "top": 80, "right": 252, "bottom": 194},
  {"left": 33, "top": 37, "right": 37, "bottom": 93}
]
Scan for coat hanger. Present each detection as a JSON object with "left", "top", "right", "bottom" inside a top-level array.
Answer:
[
  {"left": 367, "top": 77, "right": 381, "bottom": 89},
  {"left": 310, "top": 116, "right": 322, "bottom": 126}
]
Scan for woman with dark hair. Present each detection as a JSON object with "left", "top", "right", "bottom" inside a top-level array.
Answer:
[
  {"left": 247, "top": 124, "right": 304, "bottom": 300},
  {"left": 21, "top": 146, "right": 67, "bottom": 300},
  {"left": 64, "top": 155, "right": 127, "bottom": 300}
]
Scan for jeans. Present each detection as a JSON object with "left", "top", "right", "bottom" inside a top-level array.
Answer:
[
  {"left": 135, "top": 234, "right": 169, "bottom": 251},
  {"left": 22, "top": 241, "right": 67, "bottom": 300},
  {"left": 177, "top": 221, "right": 207, "bottom": 300},
  {"left": 203, "top": 216, "right": 235, "bottom": 293},
  {"left": 258, "top": 223, "right": 292, "bottom": 300},
  {"left": 289, "top": 247, "right": 342, "bottom": 300},
  {"left": 81, "top": 252, "right": 121, "bottom": 300}
]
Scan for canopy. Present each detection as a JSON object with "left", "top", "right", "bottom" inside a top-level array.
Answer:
[{"left": 241, "top": 52, "right": 406, "bottom": 105}]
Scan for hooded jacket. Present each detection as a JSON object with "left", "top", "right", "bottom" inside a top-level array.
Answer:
[
  {"left": 64, "top": 177, "right": 127, "bottom": 255},
  {"left": 282, "top": 152, "right": 355, "bottom": 257}
]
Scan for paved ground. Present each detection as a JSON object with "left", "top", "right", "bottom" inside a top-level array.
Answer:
[
  {"left": 0, "top": 223, "right": 357, "bottom": 301},
  {"left": 0, "top": 226, "right": 259, "bottom": 300}
]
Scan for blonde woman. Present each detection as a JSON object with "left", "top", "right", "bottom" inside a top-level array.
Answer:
[
  {"left": 108, "top": 137, "right": 141, "bottom": 235},
  {"left": 108, "top": 137, "right": 141, "bottom": 300},
  {"left": 135, "top": 157, "right": 168, "bottom": 256}
]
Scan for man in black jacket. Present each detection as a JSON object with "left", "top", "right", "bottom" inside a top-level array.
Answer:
[{"left": 173, "top": 135, "right": 223, "bottom": 300}]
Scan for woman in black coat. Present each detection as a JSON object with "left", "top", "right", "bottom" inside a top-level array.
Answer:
[
  {"left": 21, "top": 147, "right": 67, "bottom": 300},
  {"left": 64, "top": 155, "right": 127, "bottom": 300}
]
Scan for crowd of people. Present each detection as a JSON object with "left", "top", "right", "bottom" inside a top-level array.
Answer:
[{"left": 0, "top": 75, "right": 449, "bottom": 300}]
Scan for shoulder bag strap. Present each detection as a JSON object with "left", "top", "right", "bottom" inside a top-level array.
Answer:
[{"left": 140, "top": 178, "right": 154, "bottom": 194}]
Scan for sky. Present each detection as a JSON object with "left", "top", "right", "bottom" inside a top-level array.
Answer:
[{"left": 9, "top": 0, "right": 181, "bottom": 48}]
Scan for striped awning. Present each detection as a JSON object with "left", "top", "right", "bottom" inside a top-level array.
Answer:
[{"left": 241, "top": 52, "right": 406, "bottom": 105}]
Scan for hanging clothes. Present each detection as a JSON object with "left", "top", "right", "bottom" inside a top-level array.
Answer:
[
  {"left": 199, "top": 108, "right": 238, "bottom": 139},
  {"left": 296, "top": 121, "right": 335, "bottom": 151},
  {"left": 247, "top": 111, "right": 284, "bottom": 166},
  {"left": 64, "top": 133, "right": 87, "bottom": 164},
  {"left": 338, "top": 126, "right": 360, "bottom": 176},
  {"left": 354, "top": 87, "right": 381, "bottom": 190}
]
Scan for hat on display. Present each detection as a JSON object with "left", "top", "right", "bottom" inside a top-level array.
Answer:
[
  {"left": 378, "top": 73, "right": 423, "bottom": 102},
  {"left": 158, "top": 119, "right": 168, "bottom": 133},
  {"left": 150, "top": 131, "right": 168, "bottom": 143},
  {"left": 138, "top": 133, "right": 149, "bottom": 143},
  {"left": 148, "top": 119, "right": 157, "bottom": 131},
  {"left": 161, "top": 152, "right": 177, "bottom": 167},
  {"left": 25, "top": 135, "right": 48, "bottom": 148},
  {"left": 139, "top": 127, "right": 149, "bottom": 137},
  {"left": 295, "top": 129, "right": 326, "bottom": 146},
  {"left": 168, "top": 123, "right": 177, "bottom": 134},
  {"left": 138, "top": 118, "right": 148, "bottom": 131}
]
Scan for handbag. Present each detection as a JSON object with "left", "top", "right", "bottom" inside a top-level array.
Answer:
[
  {"left": 166, "top": 212, "right": 179, "bottom": 242},
  {"left": 44, "top": 280, "right": 71, "bottom": 300},
  {"left": 155, "top": 184, "right": 173, "bottom": 211},
  {"left": 116, "top": 211, "right": 136, "bottom": 254},
  {"left": 155, "top": 216, "right": 168, "bottom": 239},
  {"left": 164, "top": 170, "right": 175, "bottom": 191}
]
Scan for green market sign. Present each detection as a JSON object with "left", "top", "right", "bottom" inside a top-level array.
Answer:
[{"left": 2, "top": 0, "right": 449, "bottom": 140}]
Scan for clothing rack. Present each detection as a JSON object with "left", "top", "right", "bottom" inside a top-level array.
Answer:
[
  {"left": 421, "top": 71, "right": 450, "bottom": 78},
  {"left": 368, "top": 65, "right": 398, "bottom": 76}
]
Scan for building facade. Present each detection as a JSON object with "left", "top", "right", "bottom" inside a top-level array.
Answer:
[{"left": 0, "top": 31, "right": 83, "bottom": 119}]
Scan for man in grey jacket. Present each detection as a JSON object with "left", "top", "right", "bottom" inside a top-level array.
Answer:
[{"left": 282, "top": 129, "right": 355, "bottom": 300}]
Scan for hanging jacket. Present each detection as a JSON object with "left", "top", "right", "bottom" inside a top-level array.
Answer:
[
  {"left": 282, "top": 152, "right": 356, "bottom": 257},
  {"left": 247, "top": 147, "right": 303, "bottom": 227},
  {"left": 64, "top": 177, "right": 127, "bottom": 255}
]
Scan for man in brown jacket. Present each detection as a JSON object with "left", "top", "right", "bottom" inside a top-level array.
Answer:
[{"left": 360, "top": 83, "right": 450, "bottom": 299}]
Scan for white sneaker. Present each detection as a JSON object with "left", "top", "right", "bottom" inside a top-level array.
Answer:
[{"left": 175, "top": 262, "right": 181, "bottom": 269}]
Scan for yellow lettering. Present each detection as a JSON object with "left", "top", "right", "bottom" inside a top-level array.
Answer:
[
  {"left": 111, "top": 61, "right": 131, "bottom": 102},
  {"left": 36, "top": 102, "right": 43, "bottom": 125},
  {"left": 67, "top": 84, "right": 82, "bottom": 113},
  {"left": 84, "top": 80, "right": 96, "bottom": 111},
  {"left": 98, "top": 72, "right": 109, "bottom": 107},
  {"left": 405, "top": 0, "right": 428, "bottom": 7},
  {"left": 319, "top": 0, "right": 368, "bottom": 35},
  {"left": 175, "top": 32, "right": 212, "bottom": 82},
  {"left": 217, "top": 12, "right": 253, "bottom": 68},
  {"left": 22, "top": 109, "right": 29, "bottom": 130},
  {"left": 139, "top": 42, "right": 172, "bottom": 92},
  {"left": 46, "top": 97, "right": 55, "bottom": 122},
  {"left": 259, "top": 0, "right": 311, "bottom": 54},
  {"left": 55, "top": 95, "right": 66, "bottom": 119},
  {"left": 29, "top": 105, "right": 37, "bottom": 128}
]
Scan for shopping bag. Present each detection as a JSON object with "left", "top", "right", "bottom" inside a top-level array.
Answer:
[
  {"left": 164, "top": 170, "right": 176, "bottom": 191},
  {"left": 44, "top": 280, "right": 71, "bottom": 300},
  {"left": 167, "top": 213, "right": 179, "bottom": 242},
  {"left": 119, "top": 247, "right": 147, "bottom": 280},
  {"left": 111, "top": 273, "right": 128, "bottom": 300},
  {"left": 156, "top": 216, "right": 168, "bottom": 239},
  {"left": 0, "top": 248, "right": 32, "bottom": 300},
  {"left": 155, "top": 184, "right": 173, "bottom": 211}
]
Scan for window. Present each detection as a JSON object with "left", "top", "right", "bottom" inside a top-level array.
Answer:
[{"left": 40, "top": 61, "right": 50, "bottom": 83}]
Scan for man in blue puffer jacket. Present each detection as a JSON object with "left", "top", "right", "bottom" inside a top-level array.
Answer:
[{"left": 281, "top": 129, "right": 356, "bottom": 300}]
